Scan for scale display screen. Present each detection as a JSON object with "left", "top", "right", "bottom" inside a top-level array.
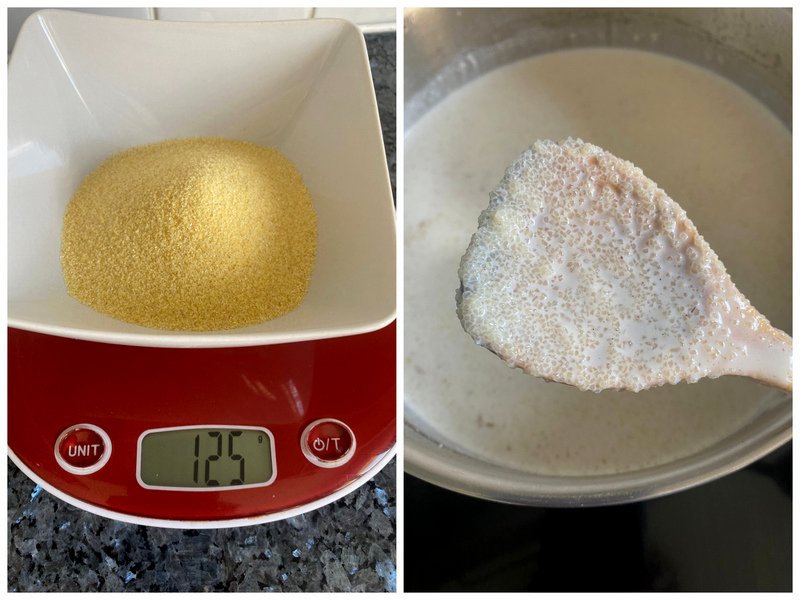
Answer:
[{"left": 138, "top": 426, "right": 275, "bottom": 490}]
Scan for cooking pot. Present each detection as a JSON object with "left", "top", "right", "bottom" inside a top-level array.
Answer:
[{"left": 404, "top": 7, "right": 791, "bottom": 506}]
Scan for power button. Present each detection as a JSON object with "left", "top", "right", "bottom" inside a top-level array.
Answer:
[{"left": 300, "top": 418, "right": 356, "bottom": 468}]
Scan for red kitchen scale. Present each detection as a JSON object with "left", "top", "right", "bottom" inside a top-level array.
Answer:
[{"left": 8, "top": 322, "right": 395, "bottom": 528}]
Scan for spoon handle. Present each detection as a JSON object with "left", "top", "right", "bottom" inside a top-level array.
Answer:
[{"left": 725, "top": 327, "right": 792, "bottom": 393}]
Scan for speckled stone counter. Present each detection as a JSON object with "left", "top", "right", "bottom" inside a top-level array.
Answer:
[
  {"left": 7, "top": 31, "right": 396, "bottom": 593},
  {"left": 8, "top": 458, "right": 395, "bottom": 592},
  {"left": 366, "top": 33, "right": 396, "bottom": 200}
]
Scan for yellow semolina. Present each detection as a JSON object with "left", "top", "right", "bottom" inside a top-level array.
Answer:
[{"left": 61, "top": 137, "right": 317, "bottom": 331}]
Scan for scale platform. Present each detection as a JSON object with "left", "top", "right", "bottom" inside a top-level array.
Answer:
[{"left": 8, "top": 322, "right": 395, "bottom": 528}]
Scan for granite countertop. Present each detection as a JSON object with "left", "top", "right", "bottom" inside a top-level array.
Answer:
[
  {"left": 8, "top": 457, "right": 396, "bottom": 592},
  {"left": 7, "top": 31, "right": 396, "bottom": 593}
]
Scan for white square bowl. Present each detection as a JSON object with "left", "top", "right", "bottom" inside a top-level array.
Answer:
[{"left": 8, "top": 10, "right": 396, "bottom": 347}]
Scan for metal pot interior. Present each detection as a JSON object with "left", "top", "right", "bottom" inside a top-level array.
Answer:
[{"left": 403, "top": 7, "right": 792, "bottom": 506}]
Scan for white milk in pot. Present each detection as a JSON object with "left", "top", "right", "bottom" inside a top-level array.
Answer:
[{"left": 404, "top": 48, "right": 791, "bottom": 476}]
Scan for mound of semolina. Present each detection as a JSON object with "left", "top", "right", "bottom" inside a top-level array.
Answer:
[{"left": 61, "top": 137, "right": 317, "bottom": 331}]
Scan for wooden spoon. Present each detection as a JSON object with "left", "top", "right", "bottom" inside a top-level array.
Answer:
[{"left": 457, "top": 138, "right": 792, "bottom": 393}]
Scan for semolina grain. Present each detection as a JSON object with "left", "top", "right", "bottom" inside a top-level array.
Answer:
[{"left": 61, "top": 137, "right": 317, "bottom": 331}]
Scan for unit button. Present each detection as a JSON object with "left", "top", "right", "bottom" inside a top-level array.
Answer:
[
  {"left": 301, "top": 418, "right": 356, "bottom": 468},
  {"left": 55, "top": 424, "right": 112, "bottom": 475}
]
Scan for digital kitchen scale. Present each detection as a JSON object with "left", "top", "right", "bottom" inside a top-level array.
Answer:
[{"left": 8, "top": 322, "right": 395, "bottom": 528}]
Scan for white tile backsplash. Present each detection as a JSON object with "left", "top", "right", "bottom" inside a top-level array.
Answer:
[
  {"left": 313, "top": 7, "right": 396, "bottom": 25},
  {"left": 154, "top": 7, "right": 313, "bottom": 23}
]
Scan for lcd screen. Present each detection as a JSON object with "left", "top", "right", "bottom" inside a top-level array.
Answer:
[{"left": 139, "top": 427, "right": 274, "bottom": 489}]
